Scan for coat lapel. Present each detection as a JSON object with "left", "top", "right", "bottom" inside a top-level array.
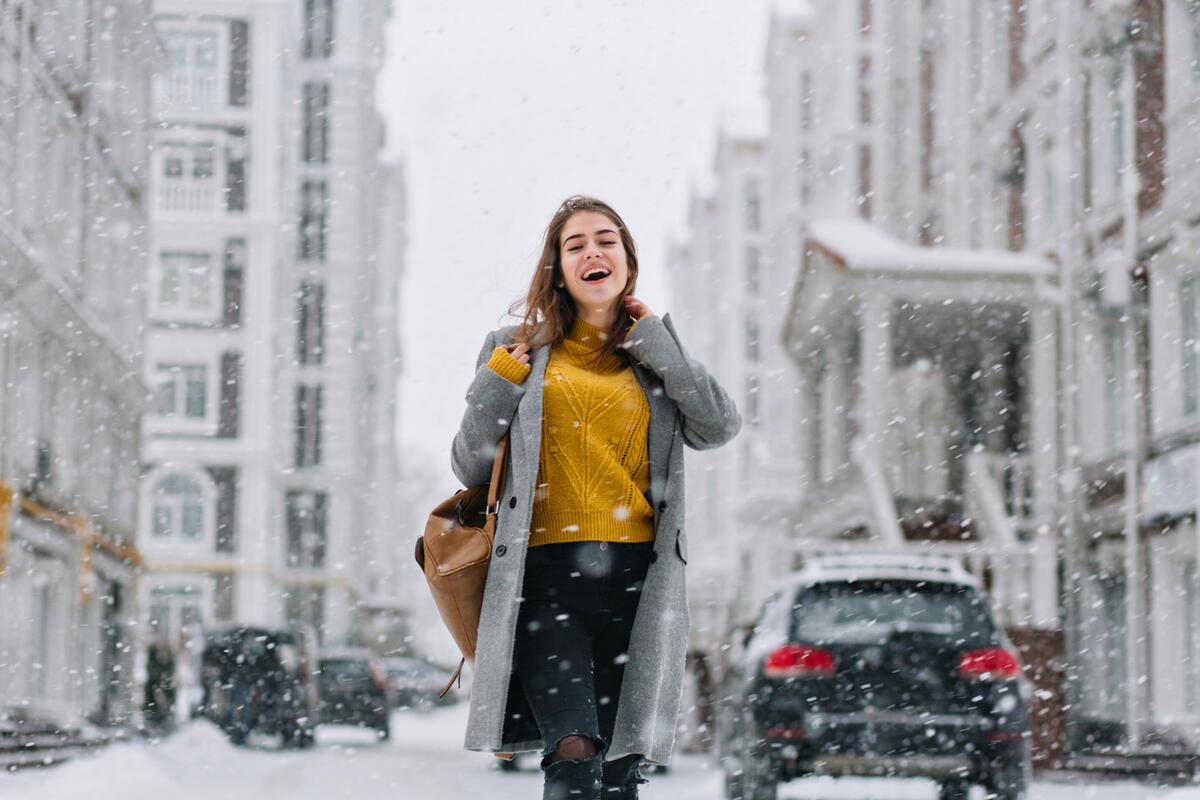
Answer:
[
  {"left": 514, "top": 344, "right": 550, "bottom": 492},
  {"left": 635, "top": 364, "right": 674, "bottom": 509}
]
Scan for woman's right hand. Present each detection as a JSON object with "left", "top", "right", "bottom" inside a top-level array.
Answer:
[{"left": 506, "top": 342, "right": 531, "bottom": 366}]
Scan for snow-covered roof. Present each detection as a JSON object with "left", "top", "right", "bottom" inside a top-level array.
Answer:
[
  {"left": 808, "top": 218, "right": 1052, "bottom": 279},
  {"left": 773, "top": 0, "right": 813, "bottom": 19},
  {"left": 718, "top": 102, "right": 768, "bottom": 142}
]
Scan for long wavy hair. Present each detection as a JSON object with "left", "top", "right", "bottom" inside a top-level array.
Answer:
[{"left": 510, "top": 196, "right": 640, "bottom": 361}]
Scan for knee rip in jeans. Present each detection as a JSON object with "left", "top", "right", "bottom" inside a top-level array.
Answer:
[{"left": 548, "top": 734, "right": 601, "bottom": 763}]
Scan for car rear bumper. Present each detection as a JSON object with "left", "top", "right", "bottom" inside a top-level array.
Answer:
[
  {"left": 319, "top": 698, "right": 387, "bottom": 726},
  {"left": 804, "top": 753, "right": 973, "bottom": 778},
  {"left": 758, "top": 709, "right": 1024, "bottom": 780}
]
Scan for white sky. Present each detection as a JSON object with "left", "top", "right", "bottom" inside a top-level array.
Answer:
[{"left": 378, "top": 1, "right": 775, "bottom": 488}]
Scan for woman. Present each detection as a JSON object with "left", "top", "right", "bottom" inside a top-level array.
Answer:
[{"left": 451, "top": 196, "right": 740, "bottom": 799}]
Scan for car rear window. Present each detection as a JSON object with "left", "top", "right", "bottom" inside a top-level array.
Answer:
[
  {"left": 387, "top": 659, "right": 441, "bottom": 679},
  {"left": 320, "top": 659, "right": 371, "bottom": 680},
  {"left": 789, "top": 580, "right": 996, "bottom": 644}
]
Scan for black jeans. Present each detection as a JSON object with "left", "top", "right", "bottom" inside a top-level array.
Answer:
[{"left": 515, "top": 540, "right": 652, "bottom": 799}]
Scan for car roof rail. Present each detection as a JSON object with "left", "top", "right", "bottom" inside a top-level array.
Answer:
[{"left": 784, "top": 551, "right": 979, "bottom": 588}]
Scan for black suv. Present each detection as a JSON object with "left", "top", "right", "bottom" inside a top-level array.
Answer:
[
  {"left": 197, "top": 624, "right": 319, "bottom": 748},
  {"left": 316, "top": 648, "right": 392, "bottom": 740},
  {"left": 718, "top": 555, "right": 1031, "bottom": 800}
]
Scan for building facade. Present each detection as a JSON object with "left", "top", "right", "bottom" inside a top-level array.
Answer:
[
  {"left": 0, "top": 0, "right": 160, "bottom": 727},
  {"left": 142, "top": 0, "right": 401, "bottom": 657},
  {"left": 677, "top": 0, "right": 1200, "bottom": 763}
]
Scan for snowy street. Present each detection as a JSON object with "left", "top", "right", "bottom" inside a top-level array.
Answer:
[{"left": 0, "top": 703, "right": 1196, "bottom": 800}]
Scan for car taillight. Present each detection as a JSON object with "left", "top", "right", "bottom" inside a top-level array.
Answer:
[
  {"left": 958, "top": 647, "right": 1021, "bottom": 681},
  {"left": 369, "top": 661, "right": 388, "bottom": 690},
  {"left": 763, "top": 644, "right": 836, "bottom": 679}
]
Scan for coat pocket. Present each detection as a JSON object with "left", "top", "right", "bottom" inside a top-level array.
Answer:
[{"left": 675, "top": 530, "right": 688, "bottom": 564}]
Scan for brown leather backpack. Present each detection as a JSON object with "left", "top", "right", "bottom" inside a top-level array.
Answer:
[{"left": 414, "top": 435, "right": 508, "bottom": 691}]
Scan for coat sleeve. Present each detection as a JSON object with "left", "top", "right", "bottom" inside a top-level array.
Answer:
[
  {"left": 623, "top": 314, "right": 741, "bottom": 450},
  {"left": 450, "top": 329, "right": 527, "bottom": 486}
]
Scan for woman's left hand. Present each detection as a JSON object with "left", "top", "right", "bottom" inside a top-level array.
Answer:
[{"left": 623, "top": 296, "right": 654, "bottom": 322}]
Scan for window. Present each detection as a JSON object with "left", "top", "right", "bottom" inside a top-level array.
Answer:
[
  {"left": 214, "top": 573, "right": 235, "bottom": 621},
  {"left": 159, "top": 142, "right": 218, "bottom": 213},
  {"left": 1112, "top": 65, "right": 1126, "bottom": 195},
  {"left": 223, "top": 239, "right": 245, "bottom": 326},
  {"left": 858, "top": 144, "right": 872, "bottom": 218},
  {"left": 1183, "top": 277, "right": 1198, "bottom": 415},
  {"left": 156, "top": 364, "right": 208, "bottom": 420},
  {"left": 1042, "top": 139, "right": 1055, "bottom": 229},
  {"left": 209, "top": 466, "right": 238, "bottom": 553},
  {"left": 218, "top": 351, "right": 241, "bottom": 438},
  {"left": 800, "top": 70, "right": 812, "bottom": 132},
  {"left": 294, "top": 384, "right": 323, "bottom": 467},
  {"left": 1190, "top": 2, "right": 1200, "bottom": 81},
  {"left": 302, "top": 82, "right": 330, "bottom": 164},
  {"left": 152, "top": 474, "right": 205, "bottom": 540},
  {"left": 225, "top": 141, "right": 246, "bottom": 212},
  {"left": 297, "top": 281, "right": 326, "bottom": 365},
  {"left": 746, "top": 245, "right": 760, "bottom": 296},
  {"left": 744, "top": 178, "right": 761, "bottom": 232},
  {"left": 158, "top": 251, "right": 214, "bottom": 312},
  {"left": 1097, "top": 572, "right": 1127, "bottom": 716},
  {"left": 303, "top": 0, "right": 334, "bottom": 59},
  {"left": 194, "top": 152, "right": 214, "bottom": 178},
  {"left": 285, "top": 490, "right": 327, "bottom": 568},
  {"left": 148, "top": 586, "right": 204, "bottom": 644},
  {"left": 746, "top": 373, "right": 760, "bottom": 426},
  {"left": 1104, "top": 321, "right": 1126, "bottom": 452},
  {"left": 228, "top": 20, "right": 249, "bottom": 106},
  {"left": 161, "top": 30, "right": 220, "bottom": 108},
  {"left": 285, "top": 586, "right": 325, "bottom": 642},
  {"left": 1185, "top": 559, "right": 1199, "bottom": 710},
  {"left": 299, "top": 180, "right": 328, "bottom": 261}
]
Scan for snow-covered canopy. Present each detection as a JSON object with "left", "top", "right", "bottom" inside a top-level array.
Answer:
[{"left": 807, "top": 218, "right": 1053, "bottom": 279}]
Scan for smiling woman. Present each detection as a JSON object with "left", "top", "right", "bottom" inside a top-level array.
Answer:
[
  {"left": 386, "top": 1, "right": 775, "bottom": 503},
  {"left": 449, "top": 195, "right": 741, "bottom": 799}
]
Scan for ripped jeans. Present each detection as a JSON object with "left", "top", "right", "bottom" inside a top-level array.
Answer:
[{"left": 514, "top": 540, "right": 652, "bottom": 800}]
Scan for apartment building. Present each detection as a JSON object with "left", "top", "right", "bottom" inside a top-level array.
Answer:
[
  {"left": 142, "top": 0, "right": 401, "bottom": 654},
  {"left": 0, "top": 0, "right": 160, "bottom": 726},
  {"left": 677, "top": 0, "right": 1200, "bottom": 764}
]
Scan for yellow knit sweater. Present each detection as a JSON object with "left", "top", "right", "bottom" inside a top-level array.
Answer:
[{"left": 486, "top": 319, "right": 654, "bottom": 546}]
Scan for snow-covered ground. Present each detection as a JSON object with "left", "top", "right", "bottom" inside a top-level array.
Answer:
[{"left": 1, "top": 703, "right": 1198, "bottom": 800}]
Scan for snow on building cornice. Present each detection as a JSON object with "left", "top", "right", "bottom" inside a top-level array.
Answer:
[{"left": 808, "top": 218, "right": 1053, "bottom": 278}]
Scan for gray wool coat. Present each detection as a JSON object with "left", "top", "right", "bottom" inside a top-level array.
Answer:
[{"left": 450, "top": 313, "right": 740, "bottom": 765}]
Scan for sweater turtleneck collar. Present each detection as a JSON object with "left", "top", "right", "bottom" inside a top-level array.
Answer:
[{"left": 566, "top": 317, "right": 612, "bottom": 349}]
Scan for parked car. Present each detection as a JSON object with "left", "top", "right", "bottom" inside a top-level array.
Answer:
[
  {"left": 316, "top": 648, "right": 392, "bottom": 739},
  {"left": 381, "top": 656, "right": 458, "bottom": 710},
  {"left": 717, "top": 554, "right": 1031, "bottom": 800},
  {"left": 197, "top": 624, "right": 319, "bottom": 748}
]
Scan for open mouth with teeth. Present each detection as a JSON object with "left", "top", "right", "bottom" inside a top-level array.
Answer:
[{"left": 582, "top": 266, "right": 612, "bottom": 282}]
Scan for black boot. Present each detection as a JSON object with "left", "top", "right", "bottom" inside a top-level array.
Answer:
[
  {"left": 543, "top": 754, "right": 602, "bottom": 800},
  {"left": 600, "top": 754, "right": 645, "bottom": 799}
]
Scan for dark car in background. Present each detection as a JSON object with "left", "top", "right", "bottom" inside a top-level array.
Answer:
[
  {"left": 197, "top": 624, "right": 318, "bottom": 748},
  {"left": 718, "top": 554, "right": 1031, "bottom": 800},
  {"left": 316, "top": 648, "right": 392, "bottom": 740},
  {"left": 381, "top": 656, "right": 458, "bottom": 710}
]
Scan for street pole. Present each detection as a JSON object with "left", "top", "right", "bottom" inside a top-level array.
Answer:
[
  {"left": 1119, "top": 35, "right": 1143, "bottom": 752},
  {"left": 1056, "top": 0, "right": 1085, "bottom": 756}
]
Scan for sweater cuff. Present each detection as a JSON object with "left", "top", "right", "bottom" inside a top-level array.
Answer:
[
  {"left": 487, "top": 346, "right": 531, "bottom": 384},
  {"left": 628, "top": 314, "right": 656, "bottom": 336}
]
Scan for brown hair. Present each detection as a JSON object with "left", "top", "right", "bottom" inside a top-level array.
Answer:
[{"left": 510, "top": 195, "right": 639, "bottom": 361}]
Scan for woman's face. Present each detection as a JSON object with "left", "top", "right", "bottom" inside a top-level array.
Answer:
[{"left": 558, "top": 210, "right": 630, "bottom": 324}]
